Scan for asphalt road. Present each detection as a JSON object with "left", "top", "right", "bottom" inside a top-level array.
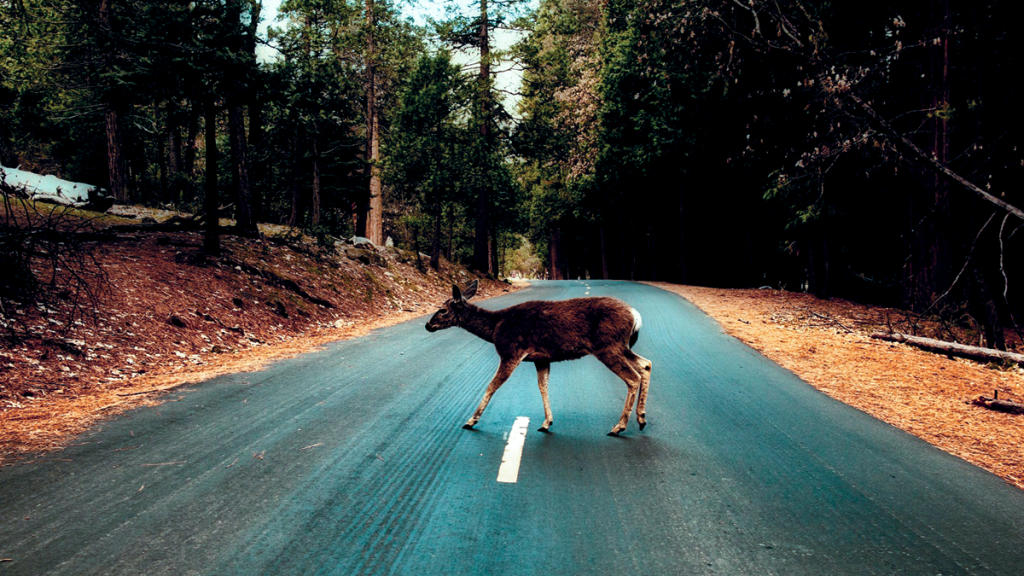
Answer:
[{"left": 2, "top": 280, "right": 1024, "bottom": 575}]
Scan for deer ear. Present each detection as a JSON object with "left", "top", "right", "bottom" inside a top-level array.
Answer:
[
  {"left": 462, "top": 280, "right": 478, "bottom": 300},
  {"left": 452, "top": 284, "right": 462, "bottom": 301}
]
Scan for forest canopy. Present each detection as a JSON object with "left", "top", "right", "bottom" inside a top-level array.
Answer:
[{"left": 2, "top": 0, "right": 1022, "bottom": 347}]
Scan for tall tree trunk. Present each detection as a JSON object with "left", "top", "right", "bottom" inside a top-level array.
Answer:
[
  {"left": 599, "top": 224, "right": 609, "bottom": 279},
  {"left": 103, "top": 109, "right": 129, "bottom": 203},
  {"left": 203, "top": 99, "right": 220, "bottom": 256},
  {"left": 288, "top": 131, "right": 303, "bottom": 227},
  {"left": 549, "top": 226, "right": 564, "bottom": 280},
  {"left": 228, "top": 102, "right": 256, "bottom": 234},
  {"left": 248, "top": 88, "right": 264, "bottom": 219},
  {"left": 810, "top": 171, "right": 831, "bottom": 298},
  {"left": 247, "top": 1, "right": 264, "bottom": 222},
  {"left": 226, "top": 0, "right": 257, "bottom": 236},
  {"left": 430, "top": 202, "right": 442, "bottom": 270},
  {"left": 489, "top": 230, "right": 499, "bottom": 277},
  {"left": 472, "top": 0, "right": 491, "bottom": 273},
  {"left": 447, "top": 211, "right": 454, "bottom": 260},
  {"left": 910, "top": 1, "right": 953, "bottom": 310},
  {"left": 364, "top": 0, "right": 384, "bottom": 245},
  {"left": 183, "top": 101, "right": 200, "bottom": 185},
  {"left": 99, "top": 0, "right": 129, "bottom": 203},
  {"left": 165, "top": 99, "right": 183, "bottom": 205},
  {"left": 311, "top": 137, "right": 321, "bottom": 227}
]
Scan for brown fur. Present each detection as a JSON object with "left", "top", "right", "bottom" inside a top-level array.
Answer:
[{"left": 426, "top": 281, "right": 653, "bottom": 435}]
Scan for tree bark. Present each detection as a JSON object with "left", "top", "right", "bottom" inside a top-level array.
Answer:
[
  {"left": 226, "top": 0, "right": 257, "bottom": 236},
  {"left": 228, "top": 103, "right": 256, "bottom": 234},
  {"left": 489, "top": 230, "right": 499, "bottom": 277},
  {"left": 599, "top": 224, "right": 609, "bottom": 280},
  {"left": 248, "top": 89, "right": 264, "bottom": 217},
  {"left": 549, "top": 226, "right": 563, "bottom": 280},
  {"left": 870, "top": 332, "right": 1024, "bottom": 366},
  {"left": 165, "top": 99, "right": 183, "bottom": 204},
  {"left": 99, "top": 0, "right": 129, "bottom": 203},
  {"left": 247, "top": 1, "right": 264, "bottom": 219},
  {"left": 913, "top": 0, "right": 953, "bottom": 308},
  {"left": 311, "top": 138, "right": 321, "bottom": 227},
  {"left": 104, "top": 109, "right": 129, "bottom": 203},
  {"left": 203, "top": 99, "right": 220, "bottom": 256},
  {"left": 471, "top": 0, "right": 491, "bottom": 273},
  {"left": 430, "top": 202, "right": 442, "bottom": 270},
  {"left": 288, "top": 129, "right": 303, "bottom": 227},
  {"left": 364, "top": 0, "right": 384, "bottom": 245},
  {"left": 183, "top": 101, "right": 200, "bottom": 182}
]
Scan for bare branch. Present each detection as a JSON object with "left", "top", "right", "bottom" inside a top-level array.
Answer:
[
  {"left": 731, "top": 0, "right": 762, "bottom": 37},
  {"left": 999, "top": 212, "right": 1011, "bottom": 305},
  {"left": 926, "top": 211, "right": 997, "bottom": 314},
  {"left": 846, "top": 92, "right": 1024, "bottom": 223}
]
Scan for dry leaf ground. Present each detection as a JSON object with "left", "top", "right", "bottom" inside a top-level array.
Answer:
[{"left": 650, "top": 283, "right": 1024, "bottom": 490}]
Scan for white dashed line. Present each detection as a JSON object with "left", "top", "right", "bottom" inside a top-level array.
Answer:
[{"left": 496, "top": 417, "right": 530, "bottom": 484}]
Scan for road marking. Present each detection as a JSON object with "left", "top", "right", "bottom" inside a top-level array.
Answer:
[{"left": 496, "top": 417, "right": 530, "bottom": 484}]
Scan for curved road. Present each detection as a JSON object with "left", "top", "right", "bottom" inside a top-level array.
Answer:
[{"left": 2, "top": 280, "right": 1023, "bottom": 575}]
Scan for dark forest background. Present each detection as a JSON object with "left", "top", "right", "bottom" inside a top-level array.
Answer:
[{"left": 2, "top": 0, "right": 1022, "bottom": 348}]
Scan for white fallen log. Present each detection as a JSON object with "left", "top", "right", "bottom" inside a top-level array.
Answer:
[
  {"left": 1, "top": 164, "right": 111, "bottom": 210},
  {"left": 870, "top": 331, "right": 1024, "bottom": 366}
]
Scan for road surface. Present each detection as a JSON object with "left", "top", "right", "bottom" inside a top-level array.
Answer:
[{"left": 2, "top": 280, "right": 1023, "bottom": 575}]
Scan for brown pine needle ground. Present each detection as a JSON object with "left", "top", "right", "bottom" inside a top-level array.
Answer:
[{"left": 650, "top": 283, "right": 1024, "bottom": 490}]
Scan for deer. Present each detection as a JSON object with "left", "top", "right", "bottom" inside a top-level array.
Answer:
[{"left": 425, "top": 280, "right": 653, "bottom": 436}]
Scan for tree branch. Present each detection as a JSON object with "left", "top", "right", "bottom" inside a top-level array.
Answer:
[
  {"left": 925, "top": 211, "right": 997, "bottom": 314},
  {"left": 846, "top": 92, "right": 1024, "bottom": 223}
]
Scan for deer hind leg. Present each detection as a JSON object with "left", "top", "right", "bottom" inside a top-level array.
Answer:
[
  {"left": 535, "top": 361, "right": 553, "bottom": 433},
  {"left": 624, "top": 349, "right": 653, "bottom": 430},
  {"left": 595, "top": 348, "right": 642, "bottom": 436},
  {"left": 464, "top": 355, "right": 523, "bottom": 430}
]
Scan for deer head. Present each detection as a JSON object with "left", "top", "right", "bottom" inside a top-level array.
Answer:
[{"left": 425, "top": 280, "right": 479, "bottom": 332}]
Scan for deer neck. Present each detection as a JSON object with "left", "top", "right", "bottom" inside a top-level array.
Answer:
[{"left": 459, "top": 303, "right": 499, "bottom": 343}]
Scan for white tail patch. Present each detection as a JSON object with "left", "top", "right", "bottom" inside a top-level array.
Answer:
[{"left": 631, "top": 307, "right": 643, "bottom": 334}]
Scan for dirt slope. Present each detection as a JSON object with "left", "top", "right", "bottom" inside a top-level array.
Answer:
[
  {"left": 652, "top": 283, "right": 1024, "bottom": 490},
  {"left": 0, "top": 211, "right": 511, "bottom": 461}
]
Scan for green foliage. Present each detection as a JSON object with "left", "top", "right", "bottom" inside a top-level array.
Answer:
[
  {"left": 513, "top": 0, "right": 603, "bottom": 258},
  {"left": 384, "top": 51, "right": 472, "bottom": 262}
]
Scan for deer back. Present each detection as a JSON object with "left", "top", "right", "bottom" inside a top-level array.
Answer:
[{"left": 491, "top": 297, "right": 636, "bottom": 362}]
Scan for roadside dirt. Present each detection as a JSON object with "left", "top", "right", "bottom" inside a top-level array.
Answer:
[
  {"left": 0, "top": 209, "right": 512, "bottom": 462},
  {"left": 651, "top": 283, "right": 1024, "bottom": 490}
]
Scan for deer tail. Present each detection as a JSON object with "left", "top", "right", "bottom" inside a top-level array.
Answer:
[{"left": 629, "top": 307, "right": 642, "bottom": 349}]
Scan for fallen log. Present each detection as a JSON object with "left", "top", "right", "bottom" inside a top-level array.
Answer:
[
  {"left": 870, "top": 331, "right": 1024, "bottom": 366},
  {"left": 970, "top": 395, "right": 1024, "bottom": 415}
]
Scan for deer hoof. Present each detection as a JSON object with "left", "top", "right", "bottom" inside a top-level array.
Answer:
[
  {"left": 462, "top": 423, "right": 476, "bottom": 430},
  {"left": 607, "top": 429, "right": 623, "bottom": 437},
  {"left": 537, "top": 426, "right": 551, "bottom": 434},
  {"left": 638, "top": 421, "right": 647, "bottom": 431}
]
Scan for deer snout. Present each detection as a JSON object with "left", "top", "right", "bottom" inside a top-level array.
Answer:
[{"left": 425, "top": 313, "right": 444, "bottom": 332}]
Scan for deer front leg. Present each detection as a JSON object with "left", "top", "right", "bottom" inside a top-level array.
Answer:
[
  {"left": 463, "top": 355, "right": 523, "bottom": 430},
  {"left": 535, "top": 361, "right": 553, "bottom": 432}
]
